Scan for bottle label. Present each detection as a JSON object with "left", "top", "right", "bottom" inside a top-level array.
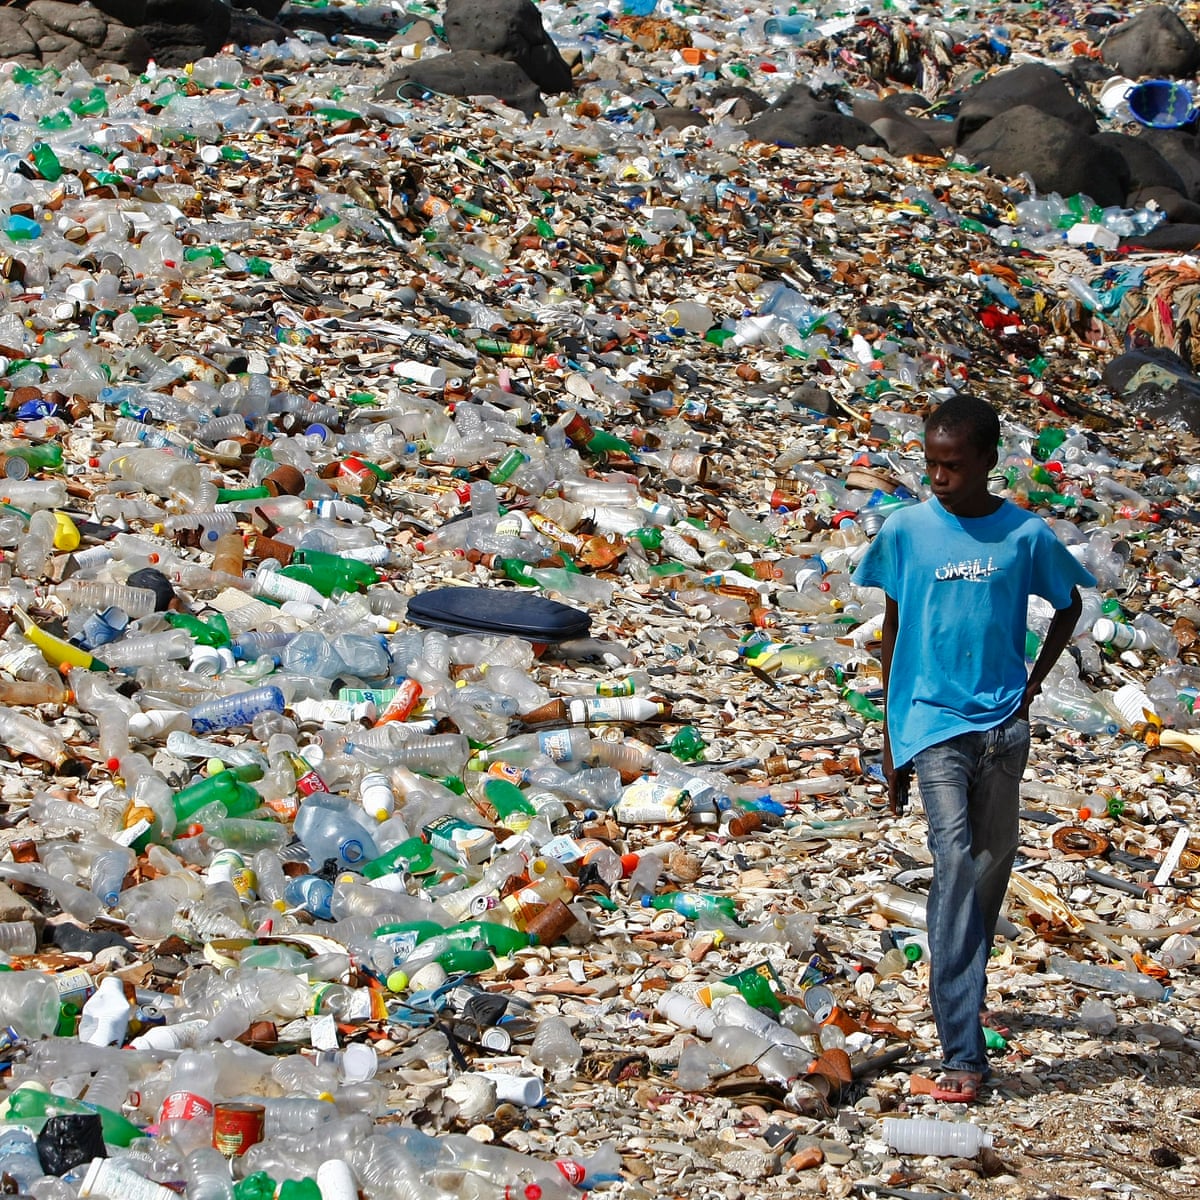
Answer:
[
  {"left": 159, "top": 1089, "right": 214, "bottom": 1122},
  {"left": 537, "top": 729, "right": 580, "bottom": 762},
  {"left": 556, "top": 1161, "right": 586, "bottom": 1186}
]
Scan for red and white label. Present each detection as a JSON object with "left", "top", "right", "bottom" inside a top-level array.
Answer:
[
  {"left": 159, "top": 1090, "right": 214, "bottom": 1122},
  {"left": 556, "top": 1160, "right": 586, "bottom": 1186}
]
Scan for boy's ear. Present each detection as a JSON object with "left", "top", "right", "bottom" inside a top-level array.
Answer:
[{"left": 986, "top": 444, "right": 999, "bottom": 471}]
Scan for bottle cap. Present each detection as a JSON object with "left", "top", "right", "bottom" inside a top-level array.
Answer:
[{"left": 1092, "top": 617, "right": 1117, "bottom": 643}]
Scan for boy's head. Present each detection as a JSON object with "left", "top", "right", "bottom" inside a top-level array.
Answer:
[
  {"left": 923, "top": 394, "right": 1000, "bottom": 516},
  {"left": 924, "top": 394, "right": 1000, "bottom": 456}
]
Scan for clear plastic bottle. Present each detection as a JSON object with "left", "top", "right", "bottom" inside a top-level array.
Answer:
[
  {"left": 0, "top": 920, "right": 37, "bottom": 955},
  {"left": 189, "top": 686, "right": 286, "bottom": 734},
  {"left": 882, "top": 1116, "right": 992, "bottom": 1156},
  {"left": 1047, "top": 955, "right": 1165, "bottom": 1000},
  {"left": 159, "top": 1048, "right": 218, "bottom": 1122},
  {"left": 529, "top": 1015, "right": 582, "bottom": 1071},
  {"left": 0, "top": 706, "right": 67, "bottom": 766},
  {"left": 185, "top": 1147, "right": 234, "bottom": 1200},
  {"left": 0, "top": 969, "right": 60, "bottom": 1037},
  {"left": 0, "top": 1129, "right": 45, "bottom": 1192},
  {"left": 14, "top": 508, "right": 58, "bottom": 579}
]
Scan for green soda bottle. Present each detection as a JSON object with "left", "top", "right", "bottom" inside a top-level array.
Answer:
[
  {"left": 474, "top": 777, "right": 536, "bottom": 830},
  {"left": 279, "top": 557, "right": 373, "bottom": 597},
  {"left": 361, "top": 835, "right": 436, "bottom": 879},
  {"left": 236, "top": 1173, "right": 279, "bottom": 1200},
  {"left": 172, "top": 765, "right": 263, "bottom": 823},
  {"left": 5, "top": 443, "right": 62, "bottom": 470},
  {"left": 165, "top": 611, "right": 231, "bottom": 647},
  {"left": 30, "top": 143, "right": 62, "bottom": 181},
  {"left": 641, "top": 893, "right": 738, "bottom": 922},
  {"left": 291, "top": 547, "right": 379, "bottom": 588},
  {"left": 279, "top": 1179, "right": 322, "bottom": 1200},
  {"left": 6, "top": 1083, "right": 144, "bottom": 1147}
]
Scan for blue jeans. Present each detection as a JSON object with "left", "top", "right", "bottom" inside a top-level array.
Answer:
[{"left": 913, "top": 713, "right": 1029, "bottom": 1075}]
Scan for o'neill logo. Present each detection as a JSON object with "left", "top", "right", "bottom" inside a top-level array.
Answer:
[{"left": 935, "top": 557, "right": 999, "bottom": 582}]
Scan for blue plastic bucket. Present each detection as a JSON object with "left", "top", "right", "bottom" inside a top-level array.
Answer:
[{"left": 1127, "top": 79, "right": 1196, "bottom": 128}]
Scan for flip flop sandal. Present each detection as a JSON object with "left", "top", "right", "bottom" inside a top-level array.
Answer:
[{"left": 930, "top": 1071, "right": 983, "bottom": 1103}]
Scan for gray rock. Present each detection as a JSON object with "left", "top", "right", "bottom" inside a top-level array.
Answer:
[
  {"left": 953, "top": 63, "right": 1097, "bottom": 144},
  {"left": 1127, "top": 185, "right": 1200, "bottom": 224},
  {"left": 0, "top": 0, "right": 150, "bottom": 69},
  {"left": 380, "top": 51, "right": 544, "bottom": 118},
  {"left": 142, "top": 0, "right": 230, "bottom": 66},
  {"left": 1140, "top": 129, "right": 1200, "bottom": 200},
  {"left": 1094, "top": 130, "right": 1188, "bottom": 197},
  {"left": 652, "top": 107, "right": 706, "bottom": 132},
  {"left": 443, "top": 0, "right": 571, "bottom": 95},
  {"left": 852, "top": 98, "right": 948, "bottom": 157},
  {"left": 1102, "top": 4, "right": 1200, "bottom": 80},
  {"left": 744, "top": 86, "right": 884, "bottom": 151},
  {"left": 958, "top": 105, "right": 1130, "bottom": 207}
]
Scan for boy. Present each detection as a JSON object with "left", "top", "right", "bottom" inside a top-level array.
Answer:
[{"left": 854, "top": 395, "right": 1094, "bottom": 1102}]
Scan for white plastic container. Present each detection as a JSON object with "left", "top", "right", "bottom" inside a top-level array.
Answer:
[
  {"left": 655, "top": 989, "right": 717, "bottom": 1038},
  {"left": 77, "top": 976, "right": 132, "bottom": 1046},
  {"left": 1111, "top": 682, "right": 1158, "bottom": 727},
  {"left": 882, "top": 1116, "right": 992, "bottom": 1156}
]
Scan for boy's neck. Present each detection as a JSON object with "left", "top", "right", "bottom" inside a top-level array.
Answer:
[{"left": 937, "top": 491, "right": 1002, "bottom": 519}]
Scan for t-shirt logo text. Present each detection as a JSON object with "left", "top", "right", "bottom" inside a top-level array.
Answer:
[{"left": 935, "top": 557, "right": 999, "bottom": 582}]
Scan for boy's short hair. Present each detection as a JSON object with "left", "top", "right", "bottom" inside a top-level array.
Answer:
[{"left": 925, "top": 395, "right": 1000, "bottom": 455}]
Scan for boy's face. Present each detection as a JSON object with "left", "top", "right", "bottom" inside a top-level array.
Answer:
[{"left": 924, "top": 426, "right": 997, "bottom": 516}]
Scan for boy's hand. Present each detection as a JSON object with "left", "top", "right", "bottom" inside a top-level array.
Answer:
[
  {"left": 1018, "top": 677, "right": 1041, "bottom": 722},
  {"left": 883, "top": 739, "right": 912, "bottom": 815}
]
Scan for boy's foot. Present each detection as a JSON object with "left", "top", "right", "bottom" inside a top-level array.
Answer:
[{"left": 930, "top": 1070, "right": 984, "bottom": 1103}]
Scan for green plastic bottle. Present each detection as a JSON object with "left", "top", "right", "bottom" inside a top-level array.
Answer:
[
  {"left": 641, "top": 893, "right": 738, "bottom": 922},
  {"left": 475, "top": 777, "right": 536, "bottom": 830},
  {"left": 292, "top": 547, "right": 379, "bottom": 588},
  {"left": 278, "top": 559, "right": 372, "bottom": 598},
  {"left": 172, "top": 765, "right": 264, "bottom": 823},
  {"left": 361, "top": 835, "right": 435, "bottom": 880},
  {"left": 4, "top": 443, "right": 62, "bottom": 470},
  {"left": 386, "top": 945, "right": 494, "bottom": 991},
  {"left": 5, "top": 1083, "right": 143, "bottom": 1148},
  {"left": 235, "top": 1172, "right": 278, "bottom": 1200},
  {"left": 279, "top": 1179, "right": 322, "bottom": 1200},
  {"left": 165, "top": 611, "right": 230, "bottom": 647}
]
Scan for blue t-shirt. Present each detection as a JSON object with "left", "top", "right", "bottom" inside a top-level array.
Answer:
[{"left": 854, "top": 496, "right": 1096, "bottom": 768}]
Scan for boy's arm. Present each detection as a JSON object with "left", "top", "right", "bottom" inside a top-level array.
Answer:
[
  {"left": 879, "top": 595, "right": 911, "bottom": 813},
  {"left": 1020, "top": 586, "right": 1083, "bottom": 719}
]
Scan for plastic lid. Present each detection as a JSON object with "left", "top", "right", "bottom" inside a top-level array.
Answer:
[{"left": 1092, "top": 618, "right": 1116, "bottom": 643}]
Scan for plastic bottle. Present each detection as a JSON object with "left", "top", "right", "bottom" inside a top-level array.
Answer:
[
  {"left": 0, "top": 1129, "right": 45, "bottom": 1192},
  {"left": 655, "top": 989, "right": 717, "bottom": 1038},
  {"left": 1047, "top": 955, "right": 1164, "bottom": 1000},
  {"left": 1092, "top": 618, "right": 1151, "bottom": 651},
  {"left": 529, "top": 1015, "right": 582, "bottom": 1071},
  {"left": 189, "top": 686, "right": 286, "bottom": 733},
  {"left": 160, "top": 1048, "right": 219, "bottom": 1122},
  {"left": 0, "top": 968, "right": 60, "bottom": 1037},
  {"left": 473, "top": 728, "right": 593, "bottom": 768},
  {"left": 882, "top": 1117, "right": 992, "bottom": 1156},
  {"left": 295, "top": 795, "right": 380, "bottom": 870},
  {"left": 642, "top": 892, "right": 738, "bottom": 922},
  {"left": 866, "top": 885, "right": 928, "bottom": 928},
  {"left": 186, "top": 1147, "right": 234, "bottom": 1200},
  {"left": 0, "top": 920, "right": 36, "bottom": 955}
]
